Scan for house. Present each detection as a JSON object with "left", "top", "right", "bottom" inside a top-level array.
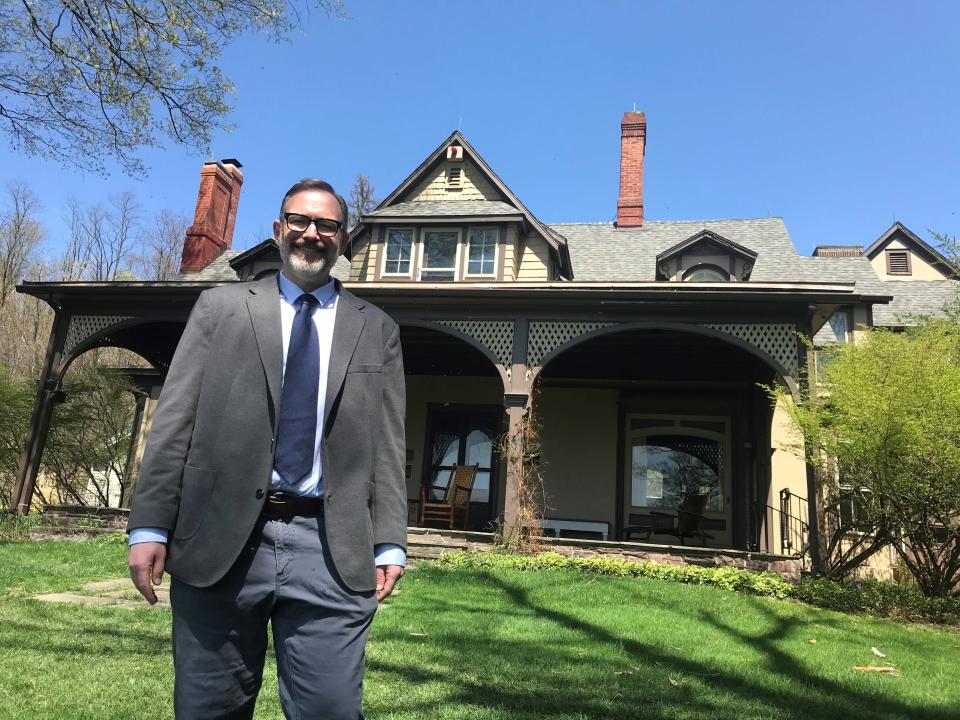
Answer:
[{"left": 11, "top": 112, "right": 958, "bottom": 575}]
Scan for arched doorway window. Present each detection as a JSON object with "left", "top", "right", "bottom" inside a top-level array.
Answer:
[{"left": 626, "top": 415, "right": 731, "bottom": 546}]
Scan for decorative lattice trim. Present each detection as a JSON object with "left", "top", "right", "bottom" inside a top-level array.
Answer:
[
  {"left": 64, "top": 315, "right": 134, "bottom": 356},
  {"left": 527, "top": 321, "right": 613, "bottom": 367},
  {"left": 435, "top": 320, "right": 514, "bottom": 370},
  {"left": 702, "top": 323, "right": 799, "bottom": 377}
]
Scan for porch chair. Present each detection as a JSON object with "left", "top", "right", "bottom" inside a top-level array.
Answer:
[
  {"left": 624, "top": 492, "right": 715, "bottom": 546},
  {"left": 651, "top": 492, "right": 714, "bottom": 546},
  {"left": 417, "top": 464, "right": 479, "bottom": 530}
]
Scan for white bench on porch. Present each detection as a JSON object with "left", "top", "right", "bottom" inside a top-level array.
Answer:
[{"left": 537, "top": 518, "right": 609, "bottom": 541}]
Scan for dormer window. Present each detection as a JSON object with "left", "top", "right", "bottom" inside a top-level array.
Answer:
[
  {"left": 683, "top": 265, "right": 729, "bottom": 282},
  {"left": 383, "top": 228, "right": 414, "bottom": 277},
  {"left": 656, "top": 230, "right": 757, "bottom": 282},
  {"left": 421, "top": 230, "right": 459, "bottom": 281}
]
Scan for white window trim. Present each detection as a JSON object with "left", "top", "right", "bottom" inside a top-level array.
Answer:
[
  {"left": 418, "top": 227, "right": 461, "bottom": 281},
  {"left": 381, "top": 227, "right": 415, "bottom": 278},
  {"left": 465, "top": 226, "right": 500, "bottom": 277}
]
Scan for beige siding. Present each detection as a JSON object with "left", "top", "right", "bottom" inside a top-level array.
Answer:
[
  {"left": 537, "top": 387, "right": 619, "bottom": 525},
  {"left": 869, "top": 238, "right": 949, "bottom": 280},
  {"left": 404, "top": 376, "right": 504, "bottom": 508},
  {"left": 408, "top": 159, "right": 501, "bottom": 202},
  {"left": 516, "top": 235, "right": 551, "bottom": 281},
  {"left": 502, "top": 226, "right": 517, "bottom": 280},
  {"left": 349, "top": 235, "right": 375, "bottom": 281},
  {"left": 851, "top": 305, "right": 870, "bottom": 341}
]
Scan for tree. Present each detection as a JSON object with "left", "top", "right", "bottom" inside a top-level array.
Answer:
[
  {"left": 347, "top": 173, "right": 378, "bottom": 229},
  {"left": 0, "top": 1, "right": 344, "bottom": 175},
  {"left": 0, "top": 183, "right": 43, "bottom": 304},
  {"left": 63, "top": 193, "right": 140, "bottom": 280},
  {"left": 137, "top": 208, "right": 188, "bottom": 280},
  {"left": 773, "top": 320, "right": 960, "bottom": 597}
]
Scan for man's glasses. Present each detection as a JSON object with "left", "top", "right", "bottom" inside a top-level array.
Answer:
[{"left": 283, "top": 213, "right": 342, "bottom": 236}]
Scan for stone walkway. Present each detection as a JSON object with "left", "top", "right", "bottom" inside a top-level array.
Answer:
[{"left": 32, "top": 578, "right": 169, "bottom": 609}]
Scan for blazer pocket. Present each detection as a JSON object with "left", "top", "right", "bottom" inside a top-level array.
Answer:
[
  {"left": 347, "top": 363, "right": 382, "bottom": 374},
  {"left": 174, "top": 464, "right": 217, "bottom": 542}
]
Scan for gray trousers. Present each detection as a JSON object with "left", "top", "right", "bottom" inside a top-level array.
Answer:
[{"left": 170, "top": 514, "right": 378, "bottom": 720}]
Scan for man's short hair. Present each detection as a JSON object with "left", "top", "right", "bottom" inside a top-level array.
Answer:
[{"left": 279, "top": 179, "right": 349, "bottom": 232}]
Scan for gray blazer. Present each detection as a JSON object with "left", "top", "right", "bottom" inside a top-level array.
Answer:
[{"left": 128, "top": 274, "right": 408, "bottom": 592}]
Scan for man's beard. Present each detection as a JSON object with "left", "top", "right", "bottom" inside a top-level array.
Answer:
[{"left": 281, "top": 238, "right": 338, "bottom": 280}]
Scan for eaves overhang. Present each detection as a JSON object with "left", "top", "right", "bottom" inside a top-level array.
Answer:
[{"left": 17, "top": 279, "right": 893, "bottom": 313}]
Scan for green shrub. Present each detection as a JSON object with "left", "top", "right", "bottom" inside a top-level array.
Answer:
[
  {"left": 793, "top": 577, "right": 960, "bottom": 625},
  {"left": 432, "top": 550, "right": 960, "bottom": 625}
]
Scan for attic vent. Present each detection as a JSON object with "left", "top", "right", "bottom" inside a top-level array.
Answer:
[
  {"left": 446, "top": 166, "right": 463, "bottom": 189},
  {"left": 886, "top": 250, "right": 911, "bottom": 275}
]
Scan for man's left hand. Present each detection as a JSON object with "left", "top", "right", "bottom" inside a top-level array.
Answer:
[{"left": 376, "top": 564, "right": 404, "bottom": 602}]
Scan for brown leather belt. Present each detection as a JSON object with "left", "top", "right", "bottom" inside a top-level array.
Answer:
[{"left": 262, "top": 493, "right": 324, "bottom": 518}]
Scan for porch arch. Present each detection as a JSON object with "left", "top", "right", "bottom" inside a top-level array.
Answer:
[
  {"left": 399, "top": 319, "right": 511, "bottom": 392},
  {"left": 530, "top": 320, "right": 799, "bottom": 398}
]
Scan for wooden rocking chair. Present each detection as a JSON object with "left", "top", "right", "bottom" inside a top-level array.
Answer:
[{"left": 417, "top": 464, "right": 479, "bottom": 530}]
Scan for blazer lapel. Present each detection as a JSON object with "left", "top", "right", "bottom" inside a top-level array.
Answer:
[
  {"left": 246, "top": 274, "right": 284, "bottom": 421},
  {"left": 324, "top": 282, "right": 365, "bottom": 434}
]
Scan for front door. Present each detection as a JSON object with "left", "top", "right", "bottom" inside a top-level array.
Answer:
[
  {"left": 624, "top": 415, "right": 732, "bottom": 547},
  {"left": 423, "top": 407, "right": 500, "bottom": 530}
]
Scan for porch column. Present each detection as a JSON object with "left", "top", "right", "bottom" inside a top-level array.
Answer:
[
  {"left": 9, "top": 310, "right": 70, "bottom": 513},
  {"left": 500, "top": 316, "right": 531, "bottom": 537},
  {"left": 799, "top": 305, "right": 825, "bottom": 577}
]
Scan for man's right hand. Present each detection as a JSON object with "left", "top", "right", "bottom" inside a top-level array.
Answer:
[{"left": 128, "top": 541, "right": 167, "bottom": 605}]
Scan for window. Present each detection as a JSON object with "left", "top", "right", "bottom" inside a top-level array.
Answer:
[
  {"left": 838, "top": 484, "right": 872, "bottom": 534},
  {"left": 683, "top": 265, "right": 729, "bottom": 282},
  {"left": 885, "top": 249, "right": 911, "bottom": 275},
  {"left": 421, "top": 230, "right": 459, "bottom": 281},
  {"left": 382, "top": 228, "right": 413, "bottom": 276},
  {"left": 828, "top": 310, "right": 849, "bottom": 343},
  {"left": 467, "top": 228, "right": 498, "bottom": 275},
  {"left": 630, "top": 434, "right": 724, "bottom": 512}
]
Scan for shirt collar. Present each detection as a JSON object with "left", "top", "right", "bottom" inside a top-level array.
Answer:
[{"left": 277, "top": 271, "right": 337, "bottom": 309}]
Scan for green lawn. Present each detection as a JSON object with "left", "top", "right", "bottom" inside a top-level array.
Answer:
[{"left": 0, "top": 539, "right": 957, "bottom": 719}]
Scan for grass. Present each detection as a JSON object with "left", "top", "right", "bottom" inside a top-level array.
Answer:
[{"left": 0, "top": 539, "right": 958, "bottom": 719}]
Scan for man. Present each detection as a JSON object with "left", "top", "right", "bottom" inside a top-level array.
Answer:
[{"left": 127, "top": 179, "right": 407, "bottom": 719}]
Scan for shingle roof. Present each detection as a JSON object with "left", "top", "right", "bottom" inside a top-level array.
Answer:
[
  {"left": 551, "top": 218, "right": 959, "bottom": 327},
  {"left": 365, "top": 200, "right": 520, "bottom": 217},
  {"left": 177, "top": 250, "right": 351, "bottom": 282}
]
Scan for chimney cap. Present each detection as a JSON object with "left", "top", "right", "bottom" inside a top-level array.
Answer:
[
  {"left": 203, "top": 158, "right": 244, "bottom": 170},
  {"left": 621, "top": 110, "right": 646, "bottom": 124}
]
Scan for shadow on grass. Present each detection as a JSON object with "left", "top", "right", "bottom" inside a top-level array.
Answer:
[{"left": 369, "top": 570, "right": 959, "bottom": 720}]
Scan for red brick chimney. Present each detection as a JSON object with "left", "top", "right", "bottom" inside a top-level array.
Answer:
[
  {"left": 180, "top": 159, "right": 244, "bottom": 273},
  {"left": 616, "top": 111, "right": 646, "bottom": 228}
]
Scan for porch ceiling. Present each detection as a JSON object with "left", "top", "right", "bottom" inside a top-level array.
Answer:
[
  {"left": 399, "top": 326, "right": 498, "bottom": 377},
  {"left": 539, "top": 328, "right": 777, "bottom": 383}
]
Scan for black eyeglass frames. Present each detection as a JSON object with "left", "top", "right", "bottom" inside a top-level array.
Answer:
[{"left": 283, "top": 213, "right": 342, "bottom": 236}]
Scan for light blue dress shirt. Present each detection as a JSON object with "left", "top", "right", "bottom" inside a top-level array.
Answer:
[{"left": 130, "top": 272, "right": 406, "bottom": 568}]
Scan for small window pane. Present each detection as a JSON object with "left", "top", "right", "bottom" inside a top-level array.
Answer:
[
  {"left": 467, "top": 228, "right": 497, "bottom": 275},
  {"left": 384, "top": 229, "right": 412, "bottom": 275}
]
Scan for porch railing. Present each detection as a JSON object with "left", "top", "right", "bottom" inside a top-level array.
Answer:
[{"left": 755, "top": 489, "right": 809, "bottom": 557}]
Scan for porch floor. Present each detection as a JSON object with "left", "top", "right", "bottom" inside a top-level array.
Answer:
[{"left": 406, "top": 527, "right": 806, "bottom": 581}]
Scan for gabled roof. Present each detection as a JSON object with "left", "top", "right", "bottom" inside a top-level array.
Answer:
[
  {"left": 357, "top": 130, "right": 573, "bottom": 278},
  {"left": 228, "top": 238, "right": 279, "bottom": 272},
  {"left": 864, "top": 221, "right": 955, "bottom": 275},
  {"left": 656, "top": 229, "right": 758, "bottom": 266}
]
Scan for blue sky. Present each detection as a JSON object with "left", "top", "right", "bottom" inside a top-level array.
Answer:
[{"left": 2, "top": 0, "right": 958, "bottom": 260}]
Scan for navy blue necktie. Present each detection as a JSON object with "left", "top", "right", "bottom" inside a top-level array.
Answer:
[{"left": 274, "top": 293, "right": 320, "bottom": 488}]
